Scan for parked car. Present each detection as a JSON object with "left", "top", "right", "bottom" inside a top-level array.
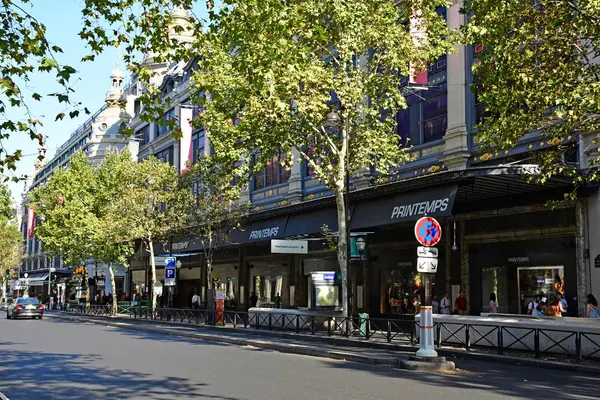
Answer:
[{"left": 6, "top": 297, "right": 44, "bottom": 320}]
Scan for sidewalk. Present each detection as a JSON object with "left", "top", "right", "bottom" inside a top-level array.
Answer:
[{"left": 45, "top": 311, "right": 600, "bottom": 374}]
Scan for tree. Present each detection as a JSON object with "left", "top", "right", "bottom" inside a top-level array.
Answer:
[
  {"left": 0, "top": 215, "right": 23, "bottom": 304},
  {"left": 0, "top": 183, "right": 15, "bottom": 220},
  {"left": 192, "top": 0, "right": 451, "bottom": 319},
  {"left": 180, "top": 156, "right": 249, "bottom": 309},
  {"left": 462, "top": 0, "right": 600, "bottom": 195},
  {"left": 106, "top": 155, "right": 188, "bottom": 312},
  {"left": 1, "top": 1, "right": 86, "bottom": 180},
  {"left": 30, "top": 152, "right": 100, "bottom": 307}
]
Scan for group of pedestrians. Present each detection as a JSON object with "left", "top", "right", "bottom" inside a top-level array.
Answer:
[{"left": 431, "top": 290, "right": 468, "bottom": 315}]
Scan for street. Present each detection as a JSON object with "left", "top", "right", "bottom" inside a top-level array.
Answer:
[{"left": 0, "top": 316, "right": 598, "bottom": 400}]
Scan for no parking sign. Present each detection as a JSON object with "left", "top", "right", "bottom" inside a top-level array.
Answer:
[{"left": 414, "top": 217, "right": 442, "bottom": 247}]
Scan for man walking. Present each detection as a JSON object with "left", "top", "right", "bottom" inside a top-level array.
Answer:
[
  {"left": 191, "top": 292, "right": 200, "bottom": 309},
  {"left": 455, "top": 290, "right": 468, "bottom": 315}
]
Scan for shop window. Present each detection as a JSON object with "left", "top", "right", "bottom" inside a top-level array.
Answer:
[
  {"left": 517, "top": 266, "right": 564, "bottom": 314},
  {"left": 135, "top": 125, "right": 150, "bottom": 146},
  {"left": 253, "top": 275, "right": 283, "bottom": 307},
  {"left": 192, "top": 131, "right": 205, "bottom": 162},
  {"left": 253, "top": 154, "right": 290, "bottom": 191},
  {"left": 155, "top": 108, "right": 176, "bottom": 138},
  {"left": 155, "top": 146, "right": 174, "bottom": 166},
  {"left": 396, "top": 88, "right": 447, "bottom": 146},
  {"left": 213, "top": 277, "right": 236, "bottom": 308}
]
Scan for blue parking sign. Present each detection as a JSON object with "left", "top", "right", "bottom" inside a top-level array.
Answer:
[
  {"left": 165, "top": 257, "right": 176, "bottom": 269},
  {"left": 165, "top": 268, "right": 176, "bottom": 279}
]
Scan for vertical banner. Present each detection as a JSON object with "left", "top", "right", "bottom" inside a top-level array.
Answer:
[
  {"left": 179, "top": 106, "right": 194, "bottom": 173},
  {"left": 215, "top": 290, "right": 224, "bottom": 325},
  {"left": 409, "top": 5, "right": 428, "bottom": 85},
  {"left": 27, "top": 206, "right": 35, "bottom": 239}
]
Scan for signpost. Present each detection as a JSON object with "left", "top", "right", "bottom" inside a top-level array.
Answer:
[
  {"left": 414, "top": 217, "right": 440, "bottom": 358},
  {"left": 271, "top": 239, "right": 308, "bottom": 254},
  {"left": 164, "top": 257, "right": 176, "bottom": 287}
]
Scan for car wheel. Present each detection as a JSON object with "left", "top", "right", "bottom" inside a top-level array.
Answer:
[
  {"left": 6, "top": 313, "right": 10, "bottom": 319},
  {"left": 38, "top": 316, "right": 43, "bottom": 320}
]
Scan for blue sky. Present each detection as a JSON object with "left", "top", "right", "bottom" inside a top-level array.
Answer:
[{"left": 5, "top": 0, "right": 118, "bottom": 203}]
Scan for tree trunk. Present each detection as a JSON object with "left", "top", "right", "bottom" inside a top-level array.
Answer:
[
  {"left": 109, "top": 263, "right": 118, "bottom": 315},
  {"left": 83, "top": 265, "right": 90, "bottom": 310},
  {"left": 334, "top": 186, "right": 349, "bottom": 319},
  {"left": 148, "top": 240, "right": 157, "bottom": 314},
  {"left": 206, "top": 257, "right": 214, "bottom": 311}
]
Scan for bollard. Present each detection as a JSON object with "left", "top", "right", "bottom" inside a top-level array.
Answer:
[{"left": 416, "top": 306, "right": 438, "bottom": 358}]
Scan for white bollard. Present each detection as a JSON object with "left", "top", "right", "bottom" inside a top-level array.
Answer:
[{"left": 416, "top": 305, "right": 438, "bottom": 358}]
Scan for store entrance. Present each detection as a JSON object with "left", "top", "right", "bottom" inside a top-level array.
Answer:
[{"left": 517, "top": 266, "right": 564, "bottom": 314}]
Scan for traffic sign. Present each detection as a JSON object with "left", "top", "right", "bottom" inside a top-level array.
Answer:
[
  {"left": 417, "top": 246, "right": 438, "bottom": 258},
  {"left": 414, "top": 217, "right": 442, "bottom": 247},
  {"left": 417, "top": 257, "right": 438, "bottom": 273},
  {"left": 164, "top": 257, "right": 176, "bottom": 286}
]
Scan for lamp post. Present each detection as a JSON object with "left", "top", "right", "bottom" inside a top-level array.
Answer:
[{"left": 326, "top": 110, "right": 352, "bottom": 319}]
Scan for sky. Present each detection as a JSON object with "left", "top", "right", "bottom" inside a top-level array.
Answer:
[{"left": 4, "top": 0, "right": 118, "bottom": 204}]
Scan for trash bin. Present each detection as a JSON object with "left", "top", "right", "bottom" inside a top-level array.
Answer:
[{"left": 359, "top": 313, "right": 369, "bottom": 337}]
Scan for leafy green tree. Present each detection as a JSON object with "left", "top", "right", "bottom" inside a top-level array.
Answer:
[
  {"left": 106, "top": 155, "right": 188, "bottom": 312},
  {"left": 180, "top": 156, "right": 249, "bottom": 309},
  {"left": 30, "top": 152, "right": 99, "bottom": 307},
  {"left": 0, "top": 183, "right": 15, "bottom": 220},
  {"left": 463, "top": 0, "right": 600, "bottom": 194},
  {"left": 1, "top": 1, "right": 85, "bottom": 180},
  {"left": 0, "top": 216, "right": 23, "bottom": 304}
]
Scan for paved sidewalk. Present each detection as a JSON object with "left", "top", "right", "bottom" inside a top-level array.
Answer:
[{"left": 46, "top": 311, "right": 600, "bottom": 373}]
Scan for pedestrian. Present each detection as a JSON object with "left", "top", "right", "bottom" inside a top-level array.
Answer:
[
  {"left": 53, "top": 294, "right": 58, "bottom": 310},
  {"left": 558, "top": 293, "right": 568, "bottom": 316},
  {"left": 526, "top": 295, "right": 541, "bottom": 316},
  {"left": 586, "top": 294, "right": 600, "bottom": 319},
  {"left": 440, "top": 291, "right": 451, "bottom": 315},
  {"left": 249, "top": 291, "right": 258, "bottom": 308},
  {"left": 49, "top": 295, "right": 54, "bottom": 311},
  {"left": 431, "top": 293, "right": 439, "bottom": 314},
  {"left": 274, "top": 292, "right": 282, "bottom": 308},
  {"left": 454, "top": 290, "right": 468, "bottom": 315},
  {"left": 489, "top": 293, "right": 497, "bottom": 314},
  {"left": 532, "top": 299, "right": 547, "bottom": 317},
  {"left": 191, "top": 292, "right": 200, "bottom": 309},
  {"left": 547, "top": 296, "right": 562, "bottom": 317}
]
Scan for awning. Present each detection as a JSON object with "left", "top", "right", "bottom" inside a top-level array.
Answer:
[
  {"left": 22, "top": 272, "right": 49, "bottom": 281},
  {"left": 351, "top": 185, "right": 458, "bottom": 230},
  {"left": 229, "top": 216, "right": 288, "bottom": 244}
]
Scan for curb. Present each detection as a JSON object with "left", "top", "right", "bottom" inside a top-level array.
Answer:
[
  {"left": 46, "top": 313, "right": 400, "bottom": 367},
  {"left": 46, "top": 313, "right": 600, "bottom": 374}
]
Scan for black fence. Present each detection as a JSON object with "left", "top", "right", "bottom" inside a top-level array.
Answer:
[{"left": 61, "top": 306, "right": 600, "bottom": 364}]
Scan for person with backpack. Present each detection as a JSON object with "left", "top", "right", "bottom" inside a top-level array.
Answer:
[
  {"left": 527, "top": 295, "right": 541, "bottom": 315},
  {"left": 586, "top": 294, "right": 600, "bottom": 319},
  {"left": 440, "top": 292, "right": 451, "bottom": 315}
]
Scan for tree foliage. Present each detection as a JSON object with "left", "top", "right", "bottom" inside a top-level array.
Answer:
[
  {"left": 1, "top": 0, "right": 86, "bottom": 180},
  {"left": 105, "top": 154, "right": 188, "bottom": 311},
  {"left": 180, "top": 156, "right": 249, "bottom": 305},
  {"left": 463, "top": 0, "right": 600, "bottom": 195}
]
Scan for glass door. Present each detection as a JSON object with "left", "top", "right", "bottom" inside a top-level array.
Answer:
[{"left": 481, "top": 266, "right": 508, "bottom": 313}]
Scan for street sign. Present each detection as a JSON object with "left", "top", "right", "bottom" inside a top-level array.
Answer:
[
  {"left": 271, "top": 239, "right": 308, "bottom": 254},
  {"left": 417, "top": 246, "right": 438, "bottom": 258},
  {"left": 417, "top": 257, "right": 438, "bottom": 273},
  {"left": 414, "top": 217, "right": 442, "bottom": 247},
  {"left": 164, "top": 257, "right": 176, "bottom": 286}
]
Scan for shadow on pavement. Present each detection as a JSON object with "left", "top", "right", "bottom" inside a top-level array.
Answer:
[
  {"left": 0, "top": 343, "right": 242, "bottom": 400},
  {"left": 319, "top": 356, "right": 600, "bottom": 400}
]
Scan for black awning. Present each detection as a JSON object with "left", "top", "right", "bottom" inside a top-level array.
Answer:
[
  {"left": 229, "top": 216, "right": 289, "bottom": 244},
  {"left": 283, "top": 206, "right": 343, "bottom": 238},
  {"left": 351, "top": 185, "right": 458, "bottom": 230}
]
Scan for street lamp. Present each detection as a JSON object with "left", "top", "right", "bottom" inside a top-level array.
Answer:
[{"left": 356, "top": 237, "right": 366, "bottom": 255}]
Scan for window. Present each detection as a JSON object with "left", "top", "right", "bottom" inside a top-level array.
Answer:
[
  {"left": 155, "top": 108, "right": 176, "bottom": 138},
  {"left": 155, "top": 146, "right": 174, "bottom": 166},
  {"left": 134, "top": 100, "right": 142, "bottom": 116},
  {"left": 135, "top": 125, "right": 150, "bottom": 146},
  {"left": 396, "top": 87, "right": 447, "bottom": 146},
  {"left": 253, "top": 154, "right": 290, "bottom": 190},
  {"left": 192, "top": 131, "right": 205, "bottom": 162}
]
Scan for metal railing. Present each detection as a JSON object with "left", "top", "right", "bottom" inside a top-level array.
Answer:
[{"left": 60, "top": 306, "right": 600, "bottom": 364}]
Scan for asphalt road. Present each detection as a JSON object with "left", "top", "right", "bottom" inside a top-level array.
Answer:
[{"left": 0, "top": 316, "right": 598, "bottom": 400}]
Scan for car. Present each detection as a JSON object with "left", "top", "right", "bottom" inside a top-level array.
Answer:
[{"left": 6, "top": 297, "right": 44, "bottom": 320}]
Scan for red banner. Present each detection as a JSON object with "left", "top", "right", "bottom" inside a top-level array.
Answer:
[{"left": 27, "top": 206, "right": 35, "bottom": 239}]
